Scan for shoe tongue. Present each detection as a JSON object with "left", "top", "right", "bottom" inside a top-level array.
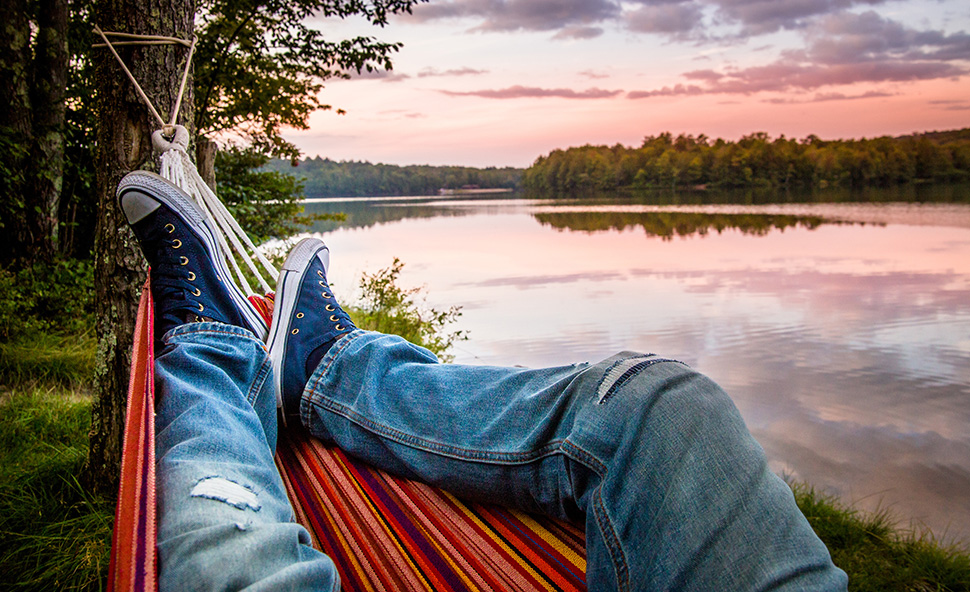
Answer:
[{"left": 304, "top": 339, "right": 338, "bottom": 380}]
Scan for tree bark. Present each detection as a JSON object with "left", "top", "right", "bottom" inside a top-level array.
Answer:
[
  {"left": 86, "top": 0, "right": 195, "bottom": 496},
  {"left": 0, "top": 0, "right": 33, "bottom": 268},
  {"left": 196, "top": 135, "right": 217, "bottom": 191},
  {"left": 26, "top": 0, "right": 69, "bottom": 264}
]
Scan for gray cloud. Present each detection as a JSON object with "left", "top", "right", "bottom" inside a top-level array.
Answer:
[
  {"left": 552, "top": 25, "right": 605, "bottom": 39},
  {"left": 350, "top": 70, "right": 411, "bottom": 82},
  {"left": 709, "top": 0, "right": 888, "bottom": 36},
  {"left": 439, "top": 85, "right": 623, "bottom": 99},
  {"left": 408, "top": 0, "right": 903, "bottom": 42},
  {"left": 417, "top": 67, "right": 490, "bottom": 78},
  {"left": 625, "top": 1, "right": 705, "bottom": 38},
  {"left": 762, "top": 90, "right": 895, "bottom": 103},
  {"left": 409, "top": 0, "right": 618, "bottom": 33},
  {"left": 627, "top": 11, "right": 970, "bottom": 97}
]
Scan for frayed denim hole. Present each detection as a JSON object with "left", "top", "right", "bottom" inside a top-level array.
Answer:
[
  {"left": 597, "top": 357, "right": 680, "bottom": 405},
  {"left": 190, "top": 476, "right": 262, "bottom": 511}
]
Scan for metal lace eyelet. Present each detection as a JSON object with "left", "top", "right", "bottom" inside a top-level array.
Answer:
[
  {"left": 187, "top": 272, "right": 196, "bottom": 281},
  {"left": 321, "top": 292, "right": 331, "bottom": 299},
  {"left": 197, "top": 303, "right": 204, "bottom": 312},
  {"left": 164, "top": 223, "right": 175, "bottom": 233},
  {"left": 335, "top": 324, "right": 345, "bottom": 331},
  {"left": 317, "top": 270, "right": 324, "bottom": 278},
  {"left": 179, "top": 256, "right": 189, "bottom": 266},
  {"left": 325, "top": 305, "right": 335, "bottom": 312},
  {"left": 318, "top": 281, "right": 326, "bottom": 287},
  {"left": 171, "top": 239, "right": 182, "bottom": 249},
  {"left": 329, "top": 314, "right": 339, "bottom": 322},
  {"left": 296, "top": 312, "right": 304, "bottom": 319},
  {"left": 191, "top": 288, "right": 201, "bottom": 297},
  {"left": 291, "top": 328, "right": 299, "bottom": 335}
]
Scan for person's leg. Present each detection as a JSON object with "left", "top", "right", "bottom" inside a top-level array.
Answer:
[
  {"left": 152, "top": 327, "right": 339, "bottom": 592},
  {"left": 119, "top": 172, "right": 338, "bottom": 591},
  {"left": 270, "top": 238, "right": 847, "bottom": 592},
  {"left": 154, "top": 323, "right": 339, "bottom": 591}
]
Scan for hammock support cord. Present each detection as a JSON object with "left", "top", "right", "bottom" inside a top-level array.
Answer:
[{"left": 94, "top": 26, "right": 278, "bottom": 293}]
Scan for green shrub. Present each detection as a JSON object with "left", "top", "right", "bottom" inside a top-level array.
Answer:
[
  {"left": 350, "top": 258, "right": 466, "bottom": 362},
  {"left": 0, "top": 258, "right": 95, "bottom": 342}
]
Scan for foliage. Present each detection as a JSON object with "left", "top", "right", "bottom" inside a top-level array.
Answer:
[
  {"left": 0, "top": 387, "right": 112, "bottom": 592},
  {"left": 264, "top": 156, "right": 524, "bottom": 197},
  {"left": 0, "top": 126, "right": 30, "bottom": 238},
  {"left": 350, "top": 258, "right": 466, "bottom": 361},
  {"left": 792, "top": 483, "right": 970, "bottom": 591},
  {"left": 523, "top": 129, "right": 970, "bottom": 196},
  {"left": 215, "top": 146, "right": 345, "bottom": 243},
  {"left": 1, "top": 0, "right": 426, "bottom": 265},
  {"left": 0, "top": 259, "right": 95, "bottom": 342},
  {"left": 195, "top": 0, "right": 427, "bottom": 158}
]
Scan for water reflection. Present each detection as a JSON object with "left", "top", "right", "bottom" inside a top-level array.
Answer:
[
  {"left": 533, "top": 210, "right": 841, "bottom": 239},
  {"left": 293, "top": 191, "right": 970, "bottom": 545}
]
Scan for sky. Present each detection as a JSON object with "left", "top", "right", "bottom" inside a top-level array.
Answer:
[{"left": 283, "top": 0, "right": 970, "bottom": 168}]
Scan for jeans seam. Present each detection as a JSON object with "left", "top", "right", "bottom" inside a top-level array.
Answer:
[
  {"left": 165, "top": 323, "right": 260, "bottom": 340},
  {"left": 562, "top": 440, "right": 628, "bottom": 591},
  {"left": 317, "top": 397, "right": 571, "bottom": 463},
  {"left": 593, "top": 487, "right": 630, "bottom": 592},
  {"left": 246, "top": 355, "right": 273, "bottom": 408}
]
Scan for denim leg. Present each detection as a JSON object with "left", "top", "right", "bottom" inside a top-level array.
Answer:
[
  {"left": 301, "top": 330, "right": 847, "bottom": 592},
  {"left": 155, "top": 322, "right": 339, "bottom": 592}
]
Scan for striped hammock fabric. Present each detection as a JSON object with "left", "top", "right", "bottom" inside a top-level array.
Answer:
[{"left": 109, "top": 285, "right": 588, "bottom": 591}]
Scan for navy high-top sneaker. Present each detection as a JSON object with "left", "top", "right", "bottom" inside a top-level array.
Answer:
[
  {"left": 117, "top": 171, "right": 269, "bottom": 345},
  {"left": 267, "top": 238, "right": 356, "bottom": 416}
]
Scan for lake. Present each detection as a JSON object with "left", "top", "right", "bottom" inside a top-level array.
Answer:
[{"left": 283, "top": 188, "right": 970, "bottom": 545}]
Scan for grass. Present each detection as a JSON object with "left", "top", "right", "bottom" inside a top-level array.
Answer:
[
  {"left": 793, "top": 483, "right": 970, "bottom": 591},
  {"left": 0, "top": 331, "right": 96, "bottom": 388},
  {"left": 0, "top": 383, "right": 113, "bottom": 591}
]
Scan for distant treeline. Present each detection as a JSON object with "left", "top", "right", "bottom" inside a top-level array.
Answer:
[
  {"left": 263, "top": 157, "right": 523, "bottom": 198},
  {"left": 522, "top": 129, "right": 970, "bottom": 195}
]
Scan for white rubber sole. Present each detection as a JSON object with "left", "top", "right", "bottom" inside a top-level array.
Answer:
[
  {"left": 117, "top": 170, "right": 269, "bottom": 341},
  {"left": 266, "top": 237, "right": 330, "bottom": 410}
]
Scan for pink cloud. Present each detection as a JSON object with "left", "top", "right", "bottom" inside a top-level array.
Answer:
[{"left": 440, "top": 85, "right": 623, "bottom": 99}]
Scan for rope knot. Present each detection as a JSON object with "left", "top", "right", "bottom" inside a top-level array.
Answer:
[{"left": 152, "top": 125, "right": 190, "bottom": 154}]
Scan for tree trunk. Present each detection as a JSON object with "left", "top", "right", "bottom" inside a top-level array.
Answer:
[
  {"left": 26, "top": 0, "right": 69, "bottom": 264},
  {"left": 196, "top": 135, "right": 217, "bottom": 191},
  {"left": 0, "top": 0, "right": 33, "bottom": 268},
  {"left": 85, "top": 0, "right": 195, "bottom": 496}
]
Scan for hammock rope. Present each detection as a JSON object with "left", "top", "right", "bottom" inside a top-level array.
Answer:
[{"left": 94, "top": 26, "right": 278, "bottom": 294}]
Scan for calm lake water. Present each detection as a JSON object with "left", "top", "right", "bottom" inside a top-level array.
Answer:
[{"left": 284, "top": 189, "right": 970, "bottom": 544}]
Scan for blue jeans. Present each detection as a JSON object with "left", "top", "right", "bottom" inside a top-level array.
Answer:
[{"left": 156, "top": 324, "right": 848, "bottom": 591}]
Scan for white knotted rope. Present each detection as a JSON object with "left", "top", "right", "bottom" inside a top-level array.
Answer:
[
  {"left": 95, "top": 26, "right": 279, "bottom": 295},
  {"left": 154, "top": 127, "right": 278, "bottom": 294}
]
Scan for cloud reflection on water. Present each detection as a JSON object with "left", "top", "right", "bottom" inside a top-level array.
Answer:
[{"left": 303, "top": 198, "right": 970, "bottom": 544}]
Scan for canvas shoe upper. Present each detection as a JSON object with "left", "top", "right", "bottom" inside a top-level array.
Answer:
[
  {"left": 117, "top": 171, "right": 269, "bottom": 344},
  {"left": 267, "top": 238, "right": 356, "bottom": 415}
]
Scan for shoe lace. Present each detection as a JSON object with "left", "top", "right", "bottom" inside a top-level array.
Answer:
[{"left": 145, "top": 219, "right": 205, "bottom": 324}]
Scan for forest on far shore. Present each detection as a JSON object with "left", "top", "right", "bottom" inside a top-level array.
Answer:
[
  {"left": 522, "top": 128, "right": 970, "bottom": 196},
  {"left": 266, "top": 128, "right": 970, "bottom": 199},
  {"left": 262, "top": 157, "right": 523, "bottom": 197}
]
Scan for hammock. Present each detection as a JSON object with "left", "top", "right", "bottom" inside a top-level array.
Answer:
[
  {"left": 108, "top": 284, "right": 587, "bottom": 591},
  {"left": 97, "top": 29, "right": 586, "bottom": 591}
]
